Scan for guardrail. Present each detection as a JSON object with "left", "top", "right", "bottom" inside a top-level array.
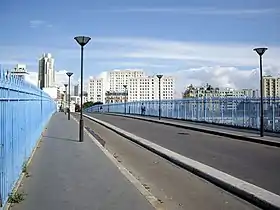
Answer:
[
  {"left": 85, "top": 98, "right": 280, "bottom": 132},
  {"left": 0, "top": 70, "right": 56, "bottom": 208}
]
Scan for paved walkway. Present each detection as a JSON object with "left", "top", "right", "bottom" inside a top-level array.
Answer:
[{"left": 10, "top": 113, "right": 154, "bottom": 210}]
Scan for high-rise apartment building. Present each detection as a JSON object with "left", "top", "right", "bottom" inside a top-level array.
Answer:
[
  {"left": 88, "top": 78, "right": 105, "bottom": 103},
  {"left": 109, "top": 69, "right": 144, "bottom": 92},
  {"left": 38, "top": 53, "right": 55, "bottom": 89},
  {"left": 128, "top": 75, "right": 175, "bottom": 101},
  {"left": 263, "top": 76, "right": 280, "bottom": 98},
  {"left": 74, "top": 84, "right": 79, "bottom": 96}
]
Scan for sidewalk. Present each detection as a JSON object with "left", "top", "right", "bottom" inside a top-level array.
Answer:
[
  {"left": 9, "top": 113, "right": 154, "bottom": 210},
  {"left": 103, "top": 113, "right": 280, "bottom": 147}
]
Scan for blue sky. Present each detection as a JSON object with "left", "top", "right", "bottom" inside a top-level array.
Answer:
[{"left": 0, "top": 0, "right": 279, "bottom": 91}]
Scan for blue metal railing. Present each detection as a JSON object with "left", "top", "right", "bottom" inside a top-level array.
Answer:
[
  {"left": 0, "top": 70, "right": 56, "bottom": 208},
  {"left": 85, "top": 98, "right": 280, "bottom": 132}
]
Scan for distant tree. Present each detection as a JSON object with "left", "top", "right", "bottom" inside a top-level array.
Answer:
[
  {"left": 82, "top": 101, "right": 95, "bottom": 109},
  {"left": 92, "top": 101, "right": 103, "bottom": 106}
]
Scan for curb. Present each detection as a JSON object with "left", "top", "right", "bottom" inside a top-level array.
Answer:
[
  {"left": 101, "top": 113, "right": 280, "bottom": 148},
  {"left": 84, "top": 113, "right": 280, "bottom": 210},
  {"left": 3, "top": 113, "right": 54, "bottom": 210}
]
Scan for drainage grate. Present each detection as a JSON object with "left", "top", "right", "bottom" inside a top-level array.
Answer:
[{"left": 85, "top": 127, "right": 106, "bottom": 147}]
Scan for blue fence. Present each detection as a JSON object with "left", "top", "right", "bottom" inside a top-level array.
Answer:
[
  {"left": 85, "top": 98, "right": 280, "bottom": 132},
  {"left": 0, "top": 70, "right": 56, "bottom": 208}
]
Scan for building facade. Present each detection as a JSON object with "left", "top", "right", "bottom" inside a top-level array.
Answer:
[
  {"left": 109, "top": 69, "right": 145, "bottom": 92},
  {"left": 38, "top": 53, "right": 55, "bottom": 89},
  {"left": 105, "top": 91, "right": 127, "bottom": 104},
  {"left": 88, "top": 78, "right": 105, "bottom": 103},
  {"left": 183, "top": 84, "right": 258, "bottom": 98},
  {"left": 74, "top": 84, "right": 79, "bottom": 96},
  {"left": 10, "top": 64, "right": 29, "bottom": 80},
  {"left": 128, "top": 75, "right": 175, "bottom": 102},
  {"left": 70, "top": 96, "right": 88, "bottom": 106},
  {"left": 263, "top": 76, "right": 280, "bottom": 98}
]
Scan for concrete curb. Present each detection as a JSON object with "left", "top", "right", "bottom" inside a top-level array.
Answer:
[
  {"left": 3, "top": 113, "right": 55, "bottom": 210},
  {"left": 101, "top": 113, "right": 280, "bottom": 148},
  {"left": 84, "top": 113, "right": 280, "bottom": 210}
]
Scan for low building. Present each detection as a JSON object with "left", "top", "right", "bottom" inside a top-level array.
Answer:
[
  {"left": 105, "top": 91, "right": 127, "bottom": 104},
  {"left": 87, "top": 77, "right": 105, "bottom": 103},
  {"left": 10, "top": 64, "right": 29, "bottom": 80}
]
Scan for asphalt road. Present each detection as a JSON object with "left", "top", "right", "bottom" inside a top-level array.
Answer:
[
  {"left": 87, "top": 113, "right": 280, "bottom": 195},
  {"left": 76, "top": 114, "right": 260, "bottom": 210}
]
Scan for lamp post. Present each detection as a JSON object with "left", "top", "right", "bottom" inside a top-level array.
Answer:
[
  {"left": 157, "top": 75, "right": 163, "bottom": 120},
  {"left": 63, "top": 90, "right": 66, "bottom": 110},
  {"left": 123, "top": 85, "right": 127, "bottom": 114},
  {"left": 254, "top": 47, "right": 268, "bottom": 137},
  {"left": 64, "top": 84, "right": 68, "bottom": 110},
  {"left": 66, "top": 72, "right": 73, "bottom": 120},
  {"left": 74, "top": 36, "right": 91, "bottom": 142}
]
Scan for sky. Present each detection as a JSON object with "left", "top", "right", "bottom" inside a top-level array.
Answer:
[{"left": 0, "top": 0, "right": 279, "bottom": 96}]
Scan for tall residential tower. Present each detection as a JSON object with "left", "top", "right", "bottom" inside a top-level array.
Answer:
[{"left": 38, "top": 53, "right": 55, "bottom": 89}]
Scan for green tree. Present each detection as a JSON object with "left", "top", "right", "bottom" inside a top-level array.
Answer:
[
  {"left": 82, "top": 101, "right": 103, "bottom": 109},
  {"left": 82, "top": 101, "right": 94, "bottom": 109},
  {"left": 92, "top": 101, "right": 103, "bottom": 106}
]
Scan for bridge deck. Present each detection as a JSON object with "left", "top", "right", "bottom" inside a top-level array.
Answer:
[{"left": 87, "top": 113, "right": 280, "bottom": 195}]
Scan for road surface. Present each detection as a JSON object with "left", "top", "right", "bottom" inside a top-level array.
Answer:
[
  {"left": 87, "top": 113, "right": 280, "bottom": 195},
  {"left": 75, "top": 113, "right": 260, "bottom": 210}
]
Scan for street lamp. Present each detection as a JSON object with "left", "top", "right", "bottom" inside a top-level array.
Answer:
[
  {"left": 63, "top": 90, "right": 66, "bottom": 110},
  {"left": 66, "top": 72, "right": 73, "bottom": 120},
  {"left": 64, "top": 84, "right": 68, "bottom": 108},
  {"left": 123, "top": 85, "right": 127, "bottom": 114},
  {"left": 254, "top": 47, "right": 268, "bottom": 137},
  {"left": 157, "top": 75, "right": 163, "bottom": 120},
  {"left": 74, "top": 36, "right": 91, "bottom": 142}
]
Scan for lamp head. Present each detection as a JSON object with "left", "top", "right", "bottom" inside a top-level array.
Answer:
[
  {"left": 64, "top": 84, "right": 68, "bottom": 87},
  {"left": 253, "top": 47, "right": 268, "bottom": 56},
  {"left": 74, "top": 36, "right": 91, "bottom": 47},
  {"left": 157, "top": 74, "right": 163, "bottom": 79},
  {"left": 123, "top": 84, "right": 127, "bottom": 88},
  {"left": 66, "top": 72, "right": 73, "bottom": 77}
]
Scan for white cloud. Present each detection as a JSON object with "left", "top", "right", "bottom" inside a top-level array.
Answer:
[
  {"left": 25, "top": 72, "right": 38, "bottom": 86},
  {"left": 1, "top": 37, "right": 279, "bottom": 68},
  {"left": 170, "top": 65, "right": 280, "bottom": 98},
  {"left": 91, "top": 37, "right": 280, "bottom": 67},
  {"left": 97, "top": 61, "right": 169, "bottom": 68},
  {"left": 29, "top": 20, "right": 45, "bottom": 28},
  {"left": 90, "top": 7, "right": 279, "bottom": 16},
  {"left": 29, "top": 20, "right": 52, "bottom": 28}
]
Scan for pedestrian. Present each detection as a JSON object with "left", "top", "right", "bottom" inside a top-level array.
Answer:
[{"left": 141, "top": 103, "right": 146, "bottom": 115}]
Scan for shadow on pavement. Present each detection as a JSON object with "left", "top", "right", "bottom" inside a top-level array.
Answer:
[{"left": 43, "top": 135, "right": 79, "bottom": 142}]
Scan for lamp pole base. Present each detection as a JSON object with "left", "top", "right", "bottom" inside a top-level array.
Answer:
[{"left": 79, "top": 119, "right": 84, "bottom": 142}]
